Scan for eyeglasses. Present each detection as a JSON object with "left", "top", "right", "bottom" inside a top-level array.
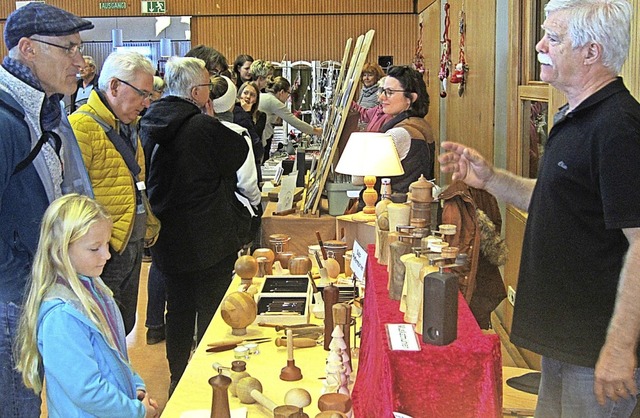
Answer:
[
  {"left": 30, "top": 38, "right": 83, "bottom": 57},
  {"left": 377, "top": 87, "right": 408, "bottom": 98},
  {"left": 242, "top": 90, "right": 257, "bottom": 98},
  {"left": 193, "top": 83, "right": 214, "bottom": 92},
  {"left": 116, "top": 78, "right": 154, "bottom": 100}
]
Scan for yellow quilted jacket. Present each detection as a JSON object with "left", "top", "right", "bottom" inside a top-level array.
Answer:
[{"left": 69, "top": 90, "right": 146, "bottom": 254}]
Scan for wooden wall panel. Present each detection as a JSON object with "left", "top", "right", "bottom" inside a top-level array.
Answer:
[
  {"left": 416, "top": 0, "right": 438, "bottom": 13},
  {"left": 621, "top": 1, "right": 640, "bottom": 99},
  {"left": 0, "top": 1, "right": 413, "bottom": 19},
  {"left": 421, "top": 2, "right": 442, "bottom": 181},
  {"left": 191, "top": 14, "right": 418, "bottom": 64},
  {"left": 444, "top": 0, "right": 497, "bottom": 162}
]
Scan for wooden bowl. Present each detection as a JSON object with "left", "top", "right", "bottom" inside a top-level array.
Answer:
[{"left": 289, "top": 255, "right": 312, "bottom": 275}]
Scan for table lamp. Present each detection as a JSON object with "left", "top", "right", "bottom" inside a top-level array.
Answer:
[{"left": 335, "top": 132, "right": 404, "bottom": 222}]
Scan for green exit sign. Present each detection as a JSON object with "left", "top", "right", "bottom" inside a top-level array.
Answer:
[
  {"left": 141, "top": 0, "right": 166, "bottom": 13},
  {"left": 99, "top": 2, "right": 127, "bottom": 10}
]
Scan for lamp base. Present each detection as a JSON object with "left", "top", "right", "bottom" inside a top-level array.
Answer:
[{"left": 351, "top": 211, "right": 377, "bottom": 223}]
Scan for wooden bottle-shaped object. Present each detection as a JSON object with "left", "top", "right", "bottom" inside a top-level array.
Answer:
[
  {"left": 388, "top": 227, "right": 414, "bottom": 300},
  {"left": 323, "top": 283, "right": 340, "bottom": 350},
  {"left": 209, "top": 374, "right": 232, "bottom": 418},
  {"left": 400, "top": 254, "right": 437, "bottom": 325},
  {"left": 375, "top": 198, "right": 391, "bottom": 264}
]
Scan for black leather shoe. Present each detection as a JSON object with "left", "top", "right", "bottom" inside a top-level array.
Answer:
[{"left": 146, "top": 326, "right": 165, "bottom": 345}]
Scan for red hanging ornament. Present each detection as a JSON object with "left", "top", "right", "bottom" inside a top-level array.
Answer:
[
  {"left": 439, "top": 2, "right": 452, "bottom": 98},
  {"left": 413, "top": 14, "right": 426, "bottom": 74},
  {"left": 450, "top": 5, "right": 469, "bottom": 96}
]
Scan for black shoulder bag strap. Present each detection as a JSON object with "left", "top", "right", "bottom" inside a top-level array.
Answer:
[
  {"left": 0, "top": 90, "right": 59, "bottom": 175},
  {"left": 12, "top": 132, "right": 56, "bottom": 175},
  {"left": 76, "top": 111, "right": 141, "bottom": 178}
]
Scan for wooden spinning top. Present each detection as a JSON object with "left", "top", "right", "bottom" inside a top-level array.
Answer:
[{"left": 220, "top": 291, "right": 257, "bottom": 336}]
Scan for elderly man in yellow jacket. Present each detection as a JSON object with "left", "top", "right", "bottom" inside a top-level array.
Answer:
[{"left": 69, "top": 51, "right": 155, "bottom": 335}]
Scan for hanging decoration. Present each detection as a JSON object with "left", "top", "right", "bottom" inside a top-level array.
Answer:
[
  {"left": 439, "top": 2, "right": 452, "bottom": 98},
  {"left": 412, "top": 13, "right": 425, "bottom": 74},
  {"left": 450, "top": 2, "right": 469, "bottom": 96}
]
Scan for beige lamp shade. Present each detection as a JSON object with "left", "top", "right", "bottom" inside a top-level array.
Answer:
[
  {"left": 335, "top": 132, "right": 404, "bottom": 177},
  {"left": 335, "top": 132, "right": 404, "bottom": 222}
]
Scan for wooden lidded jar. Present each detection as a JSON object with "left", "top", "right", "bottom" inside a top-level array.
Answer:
[
  {"left": 269, "top": 233, "right": 291, "bottom": 254},
  {"left": 408, "top": 174, "right": 434, "bottom": 203},
  {"left": 323, "top": 240, "right": 348, "bottom": 273}
]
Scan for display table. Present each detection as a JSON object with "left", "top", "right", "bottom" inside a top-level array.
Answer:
[
  {"left": 335, "top": 215, "right": 375, "bottom": 249},
  {"left": 160, "top": 274, "right": 356, "bottom": 417},
  {"left": 260, "top": 201, "right": 336, "bottom": 255},
  {"left": 352, "top": 245, "right": 503, "bottom": 418}
]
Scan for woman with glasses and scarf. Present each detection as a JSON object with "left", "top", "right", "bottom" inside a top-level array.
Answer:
[{"left": 376, "top": 65, "right": 434, "bottom": 194}]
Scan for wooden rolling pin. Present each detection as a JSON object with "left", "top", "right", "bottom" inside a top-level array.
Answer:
[{"left": 275, "top": 337, "right": 318, "bottom": 348}]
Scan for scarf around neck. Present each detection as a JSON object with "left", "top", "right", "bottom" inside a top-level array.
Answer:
[
  {"left": 360, "top": 84, "right": 378, "bottom": 100},
  {"left": 2, "top": 57, "right": 63, "bottom": 131}
]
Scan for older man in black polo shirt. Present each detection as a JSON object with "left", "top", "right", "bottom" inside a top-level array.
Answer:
[{"left": 439, "top": 1, "right": 640, "bottom": 417}]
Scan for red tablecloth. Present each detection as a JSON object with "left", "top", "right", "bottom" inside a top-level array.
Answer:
[{"left": 352, "top": 246, "right": 503, "bottom": 418}]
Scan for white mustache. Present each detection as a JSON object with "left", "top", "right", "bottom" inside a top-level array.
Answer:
[{"left": 538, "top": 53, "right": 553, "bottom": 66}]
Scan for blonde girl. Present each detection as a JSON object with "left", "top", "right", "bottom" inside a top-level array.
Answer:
[{"left": 15, "top": 194, "right": 158, "bottom": 418}]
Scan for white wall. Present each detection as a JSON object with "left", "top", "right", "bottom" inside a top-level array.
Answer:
[{"left": 81, "top": 16, "right": 191, "bottom": 42}]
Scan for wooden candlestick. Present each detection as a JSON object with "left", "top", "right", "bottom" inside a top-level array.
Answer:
[
  {"left": 280, "top": 329, "right": 303, "bottom": 381},
  {"left": 209, "top": 374, "right": 232, "bottom": 418}
]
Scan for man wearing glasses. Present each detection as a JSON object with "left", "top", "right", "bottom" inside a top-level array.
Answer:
[
  {"left": 69, "top": 51, "right": 155, "bottom": 337},
  {"left": 0, "top": 3, "right": 95, "bottom": 416}
]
